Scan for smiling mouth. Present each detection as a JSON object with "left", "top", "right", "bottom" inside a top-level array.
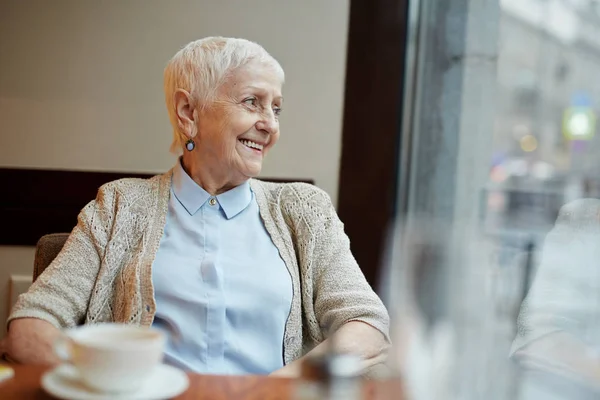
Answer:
[{"left": 239, "top": 139, "right": 264, "bottom": 151}]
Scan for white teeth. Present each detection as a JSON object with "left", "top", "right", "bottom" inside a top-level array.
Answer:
[{"left": 240, "top": 139, "right": 264, "bottom": 150}]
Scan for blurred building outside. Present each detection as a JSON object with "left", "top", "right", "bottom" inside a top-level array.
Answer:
[
  {"left": 489, "top": 0, "right": 600, "bottom": 239},
  {"left": 389, "top": 0, "right": 600, "bottom": 398}
]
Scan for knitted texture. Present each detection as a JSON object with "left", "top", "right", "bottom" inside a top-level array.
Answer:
[{"left": 9, "top": 169, "right": 389, "bottom": 365}]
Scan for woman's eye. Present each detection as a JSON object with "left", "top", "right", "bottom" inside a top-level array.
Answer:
[
  {"left": 243, "top": 98, "right": 257, "bottom": 106},
  {"left": 273, "top": 107, "right": 282, "bottom": 116}
]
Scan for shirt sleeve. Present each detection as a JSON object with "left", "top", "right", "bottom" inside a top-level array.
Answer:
[{"left": 7, "top": 184, "right": 116, "bottom": 329}]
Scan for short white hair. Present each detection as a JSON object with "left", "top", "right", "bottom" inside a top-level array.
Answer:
[{"left": 164, "top": 36, "right": 285, "bottom": 153}]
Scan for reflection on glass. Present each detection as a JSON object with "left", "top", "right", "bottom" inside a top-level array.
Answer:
[
  {"left": 492, "top": 0, "right": 600, "bottom": 232},
  {"left": 388, "top": 0, "right": 600, "bottom": 398},
  {"left": 383, "top": 218, "right": 521, "bottom": 400},
  {"left": 493, "top": 1, "right": 600, "bottom": 395},
  {"left": 511, "top": 200, "right": 600, "bottom": 388}
]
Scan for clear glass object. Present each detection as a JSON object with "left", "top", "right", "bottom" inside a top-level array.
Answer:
[
  {"left": 294, "top": 352, "right": 363, "bottom": 400},
  {"left": 381, "top": 217, "right": 522, "bottom": 400},
  {"left": 380, "top": 215, "right": 600, "bottom": 400}
]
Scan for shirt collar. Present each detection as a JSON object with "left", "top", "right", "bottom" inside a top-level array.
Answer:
[
  {"left": 172, "top": 159, "right": 252, "bottom": 219},
  {"left": 217, "top": 180, "right": 252, "bottom": 219},
  {"left": 172, "top": 159, "right": 211, "bottom": 215}
]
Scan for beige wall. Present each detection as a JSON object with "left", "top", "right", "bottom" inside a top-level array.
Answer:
[{"left": 0, "top": 0, "right": 349, "bottom": 334}]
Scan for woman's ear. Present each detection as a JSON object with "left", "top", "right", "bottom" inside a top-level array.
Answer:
[{"left": 174, "top": 89, "right": 197, "bottom": 139}]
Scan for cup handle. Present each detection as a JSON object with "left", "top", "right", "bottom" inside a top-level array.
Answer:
[{"left": 53, "top": 335, "right": 73, "bottom": 363}]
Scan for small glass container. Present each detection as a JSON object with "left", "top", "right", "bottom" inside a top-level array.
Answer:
[{"left": 295, "top": 352, "right": 363, "bottom": 400}]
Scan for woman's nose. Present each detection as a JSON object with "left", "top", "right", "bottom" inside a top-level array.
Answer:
[{"left": 256, "top": 111, "right": 278, "bottom": 135}]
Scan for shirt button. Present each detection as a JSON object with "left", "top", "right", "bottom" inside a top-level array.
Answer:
[{"left": 209, "top": 198, "right": 217, "bottom": 206}]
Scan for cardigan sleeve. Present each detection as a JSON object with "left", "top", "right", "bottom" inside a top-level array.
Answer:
[
  {"left": 7, "top": 183, "right": 116, "bottom": 329},
  {"left": 306, "top": 188, "right": 390, "bottom": 341}
]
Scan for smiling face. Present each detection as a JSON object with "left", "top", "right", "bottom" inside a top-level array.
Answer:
[{"left": 193, "top": 61, "right": 283, "bottom": 185}]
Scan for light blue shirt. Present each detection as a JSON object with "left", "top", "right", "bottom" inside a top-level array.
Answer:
[{"left": 151, "top": 161, "right": 293, "bottom": 375}]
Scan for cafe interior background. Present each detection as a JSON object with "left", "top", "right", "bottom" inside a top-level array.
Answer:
[
  {"left": 2, "top": 0, "right": 600, "bottom": 397},
  {"left": 0, "top": 0, "right": 350, "bottom": 329}
]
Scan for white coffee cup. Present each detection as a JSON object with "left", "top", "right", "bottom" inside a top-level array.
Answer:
[{"left": 54, "top": 323, "right": 166, "bottom": 393}]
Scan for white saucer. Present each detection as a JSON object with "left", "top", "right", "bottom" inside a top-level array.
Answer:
[{"left": 41, "top": 364, "right": 189, "bottom": 400}]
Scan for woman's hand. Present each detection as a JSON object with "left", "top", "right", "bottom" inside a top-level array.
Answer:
[
  {"left": 269, "top": 361, "right": 302, "bottom": 378},
  {"left": 269, "top": 321, "right": 389, "bottom": 378},
  {"left": 3, "top": 318, "right": 63, "bottom": 365}
]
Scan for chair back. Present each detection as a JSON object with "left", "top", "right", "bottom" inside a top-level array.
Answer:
[{"left": 33, "top": 233, "right": 69, "bottom": 282}]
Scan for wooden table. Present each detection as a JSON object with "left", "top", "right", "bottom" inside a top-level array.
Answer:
[{"left": 0, "top": 364, "right": 403, "bottom": 399}]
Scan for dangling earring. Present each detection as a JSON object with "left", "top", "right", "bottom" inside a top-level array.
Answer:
[{"left": 185, "top": 138, "right": 195, "bottom": 151}]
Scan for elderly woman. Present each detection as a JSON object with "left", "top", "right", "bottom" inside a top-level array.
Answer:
[{"left": 2, "top": 37, "right": 389, "bottom": 376}]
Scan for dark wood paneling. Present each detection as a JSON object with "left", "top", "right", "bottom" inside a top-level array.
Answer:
[
  {"left": 0, "top": 168, "right": 154, "bottom": 246},
  {"left": 337, "top": 0, "right": 409, "bottom": 289},
  {"left": 0, "top": 168, "right": 313, "bottom": 246}
]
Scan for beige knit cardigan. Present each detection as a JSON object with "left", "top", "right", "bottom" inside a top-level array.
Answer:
[{"left": 9, "top": 169, "right": 389, "bottom": 365}]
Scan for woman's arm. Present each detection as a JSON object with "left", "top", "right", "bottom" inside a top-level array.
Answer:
[
  {"left": 270, "top": 321, "right": 388, "bottom": 377},
  {"left": 3, "top": 184, "right": 116, "bottom": 363},
  {"left": 277, "top": 185, "right": 390, "bottom": 377},
  {"left": 312, "top": 192, "right": 390, "bottom": 350},
  {"left": 1, "top": 319, "right": 63, "bottom": 365}
]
